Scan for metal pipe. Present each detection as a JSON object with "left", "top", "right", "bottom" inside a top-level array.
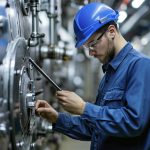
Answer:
[
  {"left": 49, "top": 0, "right": 56, "bottom": 46},
  {"left": 32, "top": 3, "right": 38, "bottom": 37},
  {"left": 40, "top": 0, "right": 57, "bottom": 47},
  {"left": 120, "top": 5, "right": 149, "bottom": 35},
  {"left": 28, "top": 0, "right": 45, "bottom": 47}
]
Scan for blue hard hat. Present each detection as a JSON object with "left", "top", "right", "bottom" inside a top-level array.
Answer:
[{"left": 74, "top": 2, "right": 119, "bottom": 48}]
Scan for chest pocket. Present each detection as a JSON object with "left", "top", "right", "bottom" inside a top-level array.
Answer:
[{"left": 102, "top": 90, "right": 125, "bottom": 108}]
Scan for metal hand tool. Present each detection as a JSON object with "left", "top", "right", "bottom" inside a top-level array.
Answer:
[{"left": 29, "top": 58, "right": 62, "bottom": 91}]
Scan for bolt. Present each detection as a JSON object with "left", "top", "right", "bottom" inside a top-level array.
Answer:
[
  {"left": 16, "top": 141, "right": 24, "bottom": 147},
  {"left": 14, "top": 70, "right": 20, "bottom": 75},
  {"left": 30, "top": 142, "right": 35, "bottom": 148}
]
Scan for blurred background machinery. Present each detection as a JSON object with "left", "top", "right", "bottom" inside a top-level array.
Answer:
[{"left": 0, "top": 0, "right": 150, "bottom": 150}]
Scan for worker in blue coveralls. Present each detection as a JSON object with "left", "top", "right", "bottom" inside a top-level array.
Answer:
[{"left": 36, "top": 2, "right": 150, "bottom": 150}]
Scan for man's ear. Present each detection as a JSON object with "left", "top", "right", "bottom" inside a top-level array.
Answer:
[{"left": 108, "top": 25, "right": 116, "bottom": 39}]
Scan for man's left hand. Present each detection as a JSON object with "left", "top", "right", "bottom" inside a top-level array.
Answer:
[{"left": 56, "top": 90, "right": 86, "bottom": 115}]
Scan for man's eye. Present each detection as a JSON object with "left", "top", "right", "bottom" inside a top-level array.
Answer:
[{"left": 91, "top": 43, "right": 96, "bottom": 47}]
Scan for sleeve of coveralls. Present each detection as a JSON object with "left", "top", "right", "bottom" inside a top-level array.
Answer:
[
  {"left": 52, "top": 112, "right": 92, "bottom": 140},
  {"left": 81, "top": 58, "right": 150, "bottom": 137}
]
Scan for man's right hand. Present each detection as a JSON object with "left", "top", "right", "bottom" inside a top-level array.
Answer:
[{"left": 35, "top": 100, "right": 58, "bottom": 123}]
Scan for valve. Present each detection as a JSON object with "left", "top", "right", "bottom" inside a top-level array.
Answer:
[{"left": 28, "top": 0, "right": 45, "bottom": 47}]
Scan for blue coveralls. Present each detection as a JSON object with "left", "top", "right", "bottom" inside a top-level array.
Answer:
[{"left": 53, "top": 43, "right": 150, "bottom": 150}]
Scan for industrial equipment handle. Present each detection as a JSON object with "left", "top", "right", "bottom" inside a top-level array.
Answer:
[{"left": 29, "top": 58, "right": 62, "bottom": 91}]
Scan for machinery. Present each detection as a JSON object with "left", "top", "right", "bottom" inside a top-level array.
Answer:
[
  {"left": 0, "top": 0, "right": 88, "bottom": 149},
  {"left": 1, "top": 0, "right": 149, "bottom": 150}
]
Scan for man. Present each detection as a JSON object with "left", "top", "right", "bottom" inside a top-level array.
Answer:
[{"left": 36, "top": 2, "right": 150, "bottom": 150}]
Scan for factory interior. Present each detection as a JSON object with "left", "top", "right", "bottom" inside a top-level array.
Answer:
[{"left": 0, "top": 0, "right": 150, "bottom": 149}]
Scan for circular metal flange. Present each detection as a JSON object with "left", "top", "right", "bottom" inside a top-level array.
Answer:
[
  {"left": 2, "top": 37, "right": 36, "bottom": 150},
  {"left": 19, "top": 66, "right": 35, "bottom": 133}
]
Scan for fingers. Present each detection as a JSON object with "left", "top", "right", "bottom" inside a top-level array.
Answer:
[
  {"left": 35, "top": 103, "right": 45, "bottom": 116},
  {"left": 35, "top": 100, "right": 51, "bottom": 117},
  {"left": 56, "top": 91, "right": 73, "bottom": 102},
  {"left": 36, "top": 111, "right": 44, "bottom": 117},
  {"left": 56, "top": 91, "right": 74, "bottom": 107},
  {"left": 36, "top": 107, "right": 51, "bottom": 113},
  {"left": 57, "top": 98, "right": 66, "bottom": 106},
  {"left": 56, "top": 90, "right": 71, "bottom": 96},
  {"left": 57, "top": 95, "right": 67, "bottom": 101},
  {"left": 35, "top": 100, "right": 45, "bottom": 110},
  {"left": 36, "top": 106, "right": 52, "bottom": 117}
]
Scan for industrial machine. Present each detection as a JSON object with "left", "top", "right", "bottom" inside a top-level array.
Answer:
[
  {"left": 0, "top": 0, "right": 90, "bottom": 149},
  {"left": 0, "top": 0, "right": 149, "bottom": 149}
]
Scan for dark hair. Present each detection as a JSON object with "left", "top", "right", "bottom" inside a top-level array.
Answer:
[{"left": 96, "top": 21, "right": 118, "bottom": 33}]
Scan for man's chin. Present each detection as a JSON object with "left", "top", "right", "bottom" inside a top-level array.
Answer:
[
  {"left": 99, "top": 58, "right": 108, "bottom": 64},
  {"left": 97, "top": 57, "right": 104, "bottom": 63}
]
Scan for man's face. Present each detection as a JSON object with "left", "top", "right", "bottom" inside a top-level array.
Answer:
[{"left": 83, "top": 26, "right": 115, "bottom": 64}]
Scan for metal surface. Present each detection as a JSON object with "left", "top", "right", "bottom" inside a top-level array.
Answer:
[
  {"left": 2, "top": 37, "right": 37, "bottom": 150},
  {"left": 28, "top": 0, "right": 45, "bottom": 47},
  {"left": 120, "top": 5, "right": 149, "bottom": 35},
  {"left": 6, "top": 0, "right": 20, "bottom": 39},
  {"left": 0, "top": 1, "right": 114, "bottom": 150},
  {"left": 0, "top": 0, "right": 94, "bottom": 150},
  {"left": 3, "top": 0, "right": 149, "bottom": 150},
  {"left": 19, "top": 0, "right": 30, "bottom": 16}
]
